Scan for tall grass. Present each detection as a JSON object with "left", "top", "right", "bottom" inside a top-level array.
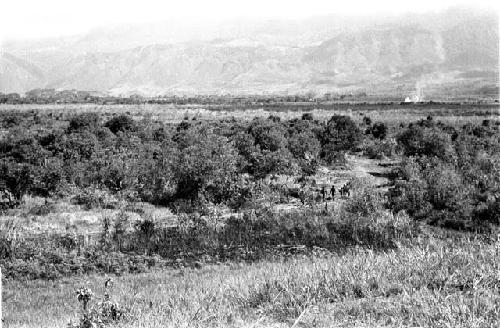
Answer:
[{"left": 4, "top": 233, "right": 499, "bottom": 327}]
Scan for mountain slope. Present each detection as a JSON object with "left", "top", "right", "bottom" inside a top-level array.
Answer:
[
  {"left": 0, "top": 52, "right": 46, "bottom": 93},
  {"left": 1, "top": 8, "right": 498, "bottom": 96}
]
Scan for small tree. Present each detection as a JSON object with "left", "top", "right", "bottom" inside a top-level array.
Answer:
[
  {"left": 397, "top": 126, "right": 455, "bottom": 161},
  {"left": 371, "top": 122, "right": 387, "bottom": 140},
  {"left": 174, "top": 128, "right": 241, "bottom": 204},
  {"left": 0, "top": 161, "right": 34, "bottom": 207},
  {"left": 321, "top": 115, "right": 362, "bottom": 161},
  {"left": 105, "top": 115, "right": 137, "bottom": 134},
  {"left": 248, "top": 118, "right": 287, "bottom": 152},
  {"left": 301, "top": 112, "right": 314, "bottom": 121},
  {"left": 288, "top": 131, "right": 321, "bottom": 160}
]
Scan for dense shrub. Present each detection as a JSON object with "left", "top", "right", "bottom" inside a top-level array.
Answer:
[
  {"left": 343, "top": 186, "right": 384, "bottom": 217},
  {"left": 0, "top": 112, "right": 25, "bottom": 128},
  {"left": 0, "top": 161, "right": 35, "bottom": 206},
  {"left": 104, "top": 115, "right": 137, "bottom": 134},
  {"left": 173, "top": 127, "right": 241, "bottom": 204},
  {"left": 301, "top": 112, "right": 314, "bottom": 120},
  {"left": 321, "top": 116, "right": 362, "bottom": 161},
  {"left": 68, "top": 113, "right": 100, "bottom": 133},
  {"left": 0, "top": 110, "right": 372, "bottom": 211},
  {"left": 56, "top": 131, "right": 100, "bottom": 161},
  {"left": 390, "top": 122, "right": 500, "bottom": 230},
  {"left": 251, "top": 148, "right": 298, "bottom": 179},
  {"left": 371, "top": 122, "right": 387, "bottom": 139},
  {"left": 397, "top": 126, "right": 455, "bottom": 161},
  {"left": 364, "top": 138, "right": 398, "bottom": 159},
  {"left": 248, "top": 118, "right": 287, "bottom": 152},
  {"left": 287, "top": 131, "right": 321, "bottom": 175},
  {"left": 287, "top": 130, "right": 321, "bottom": 160},
  {"left": 389, "top": 179, "right": 431, "bottom": 219},
  {"left": 389, "top": 165, "right": 474, "bottom": 228},
  {"left": 73, "top": 188, "right": 120, "bottom": 209}
]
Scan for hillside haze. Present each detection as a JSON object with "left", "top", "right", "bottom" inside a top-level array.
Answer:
[{"left": 1, "top": 7, "right": 498, "bottom": 98}]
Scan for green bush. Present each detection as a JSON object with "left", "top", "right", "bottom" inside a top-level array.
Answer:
[
  {"left": 174, "top": 129, "right": 240, "bottom": 204},
  {"left": 321, "top": 115, "right": 363, "bottom": 161},
  {"left": 388, "top": 179, "right": 432, "bottom": 219},
  {"left": 364, "top": 138, "right": 398, "bottom": 159},
  {"left": 301, "top": 112, "right": 314, "bottom": 120},
  {"left": 343, "top": 187, "right": 384, "bottom": 217},
  {"left": 397, "top": 126, "right": 455, "bottom": 161},
  {"left": 0, "top": 112, "right": 26, "bottom": 128},
  {"left": 287, "top": 129, "right": 321, "bottom": 175},
  {"left": 248, "top": 118, "right": 287, "bottom": 152},
  {"left": 73, "top": 187, "right": 119, "bottom": 209},
  {"left": 0, "top": 161, "right": 35, "bottom": 207},
  {"left": 371, "top": 122, "right": 387, "bottom": 140},
  {"left": 68, "top": 113, "right": 100, "bottom": 133},
  {"left": 104, "top": 115, "right": 137, "bottom": 134},
  {"left": 389, "top": 123, "right": 500, "bottom": 230}
]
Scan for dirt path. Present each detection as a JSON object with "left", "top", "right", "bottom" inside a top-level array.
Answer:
[
  {"left": 346, "top": 154, "right": 395, "bottom": 190},
  {"left": 271, "top": 155, "right": 397, "bottom": 213}
]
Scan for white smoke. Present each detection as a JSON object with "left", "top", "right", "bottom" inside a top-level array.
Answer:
[
  {"left": 405, "top": 80, "right": 424, "bottom": 103},
  {"left": 415, "top": 80, "right": 424, "bottom": 101}
]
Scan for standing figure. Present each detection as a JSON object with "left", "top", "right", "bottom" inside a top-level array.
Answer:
[
  {"left": 330, "top": 185, "right": 336, "bottom": 201},
  {"left": 282, "top": 183, "right": 289, "bottom": 203},
  {"left": 340, "top": 183, "right": 351, "bottom": 198}
]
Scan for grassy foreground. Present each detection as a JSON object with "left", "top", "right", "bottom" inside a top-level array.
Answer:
[{"left": 4, "top": 232, "right": 499, "bottom": 328}]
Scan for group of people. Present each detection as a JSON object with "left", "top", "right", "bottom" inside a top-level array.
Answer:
[
  {"left": 276, "top": 179, "right": 352, "bottom": 205},
  {"left": 319, "top": 181, "right": 351, "bottom": 202}
]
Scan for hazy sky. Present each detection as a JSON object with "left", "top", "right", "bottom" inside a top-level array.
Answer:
[{"left": 1, "top": 0, "right": 498, "bottom": 41}]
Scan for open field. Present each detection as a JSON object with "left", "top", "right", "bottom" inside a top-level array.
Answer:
[{"left": 1, "top": 102, "right": 498, "bottom": 127}]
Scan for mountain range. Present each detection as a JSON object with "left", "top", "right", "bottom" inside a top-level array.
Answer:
[{"left": 0, "top": 6, "right": 498, "bottom": 98}]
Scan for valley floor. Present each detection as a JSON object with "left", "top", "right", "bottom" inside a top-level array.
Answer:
[{"left": 1, "top": 104, "right": 498, "bottom": 328}]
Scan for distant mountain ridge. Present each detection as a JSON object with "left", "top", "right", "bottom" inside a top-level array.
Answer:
[{"left": 1, "top": 7, "right": 498, "bottom": 97}]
